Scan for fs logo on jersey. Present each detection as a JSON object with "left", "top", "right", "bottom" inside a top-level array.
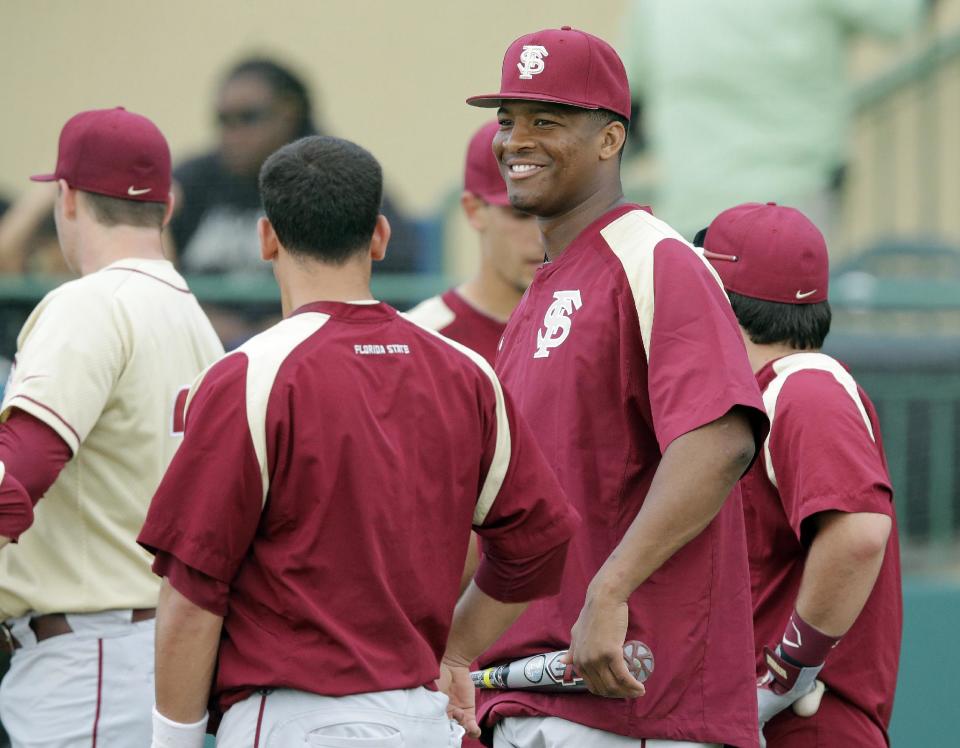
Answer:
[
  {"left": 534, "top": 290, "right": 582, "bottom": 359},
  {"left": 517, "top": 45, "right": 549, "bottom": 79}
]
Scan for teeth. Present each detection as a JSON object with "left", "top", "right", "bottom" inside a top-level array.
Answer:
[{"left": 511, "top": 164, "right": 539, "bottom": 172}]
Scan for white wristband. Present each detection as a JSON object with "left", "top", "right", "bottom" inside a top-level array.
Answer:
[{"left": 151, "top": 706, "right": 208, "bottom": 748}]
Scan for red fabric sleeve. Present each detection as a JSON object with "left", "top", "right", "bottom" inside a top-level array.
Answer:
[
  {"left": 138, "top": 353, "right": 265, "bottom": 584},
  {"left": 0, "top": 409, "right": 72, "bottom": 539},
  {"left": 0, "top": 470, "right": 32, "bottom": 542},
  {"left": 153, "top": 551, "right": 230, "bottom": 617},
  {"left": 768, "top": 371, "right": 893, "bottom": 543},
  {"left": 0, "top": 408, "right": 72, "bottom": 502},
  {"left": 648, "top": 240, "right": 767, "bottom": 454},
  {"left": 473, "top": 388, "right": 578, "bottom": 602}
]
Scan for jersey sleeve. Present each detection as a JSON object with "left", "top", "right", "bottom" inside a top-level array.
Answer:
[
  {"left": 767, "top": 370, "right": 893, "bottom": 542},
  {"left": 0, "top": 462, "right": 32, "bottom": 542},
  {"left": 1, "top": 284, "right": 127, "bottom": 454},
  {"left": 138, "top": 352, "right": 264, "bottom": 586},
  {"left": 646, "top": 239, "right": 767, "bottom": 452},
  {"left": 471, "top": 383, "right": 579, "bottom": 603},
  {"left": 0, "top": 410, "right": 72, "bottom": 539}
]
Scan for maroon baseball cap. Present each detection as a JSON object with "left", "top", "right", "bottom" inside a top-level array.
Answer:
[
  {"left": 464, "top": 120, "right": 510, "bottom": 206},
  {"left": 703, "top": 202, "right": 829, "bottom": 304},
  {"left": 467, "top": 26, "right": 631, "bottom": 120},
  {"left": 31, "top": 107, "right": 172, "bottom": 203}
]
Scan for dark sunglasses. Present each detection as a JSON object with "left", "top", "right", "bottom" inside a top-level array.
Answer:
[{"left": 216, "top": 107, "right": 275, "bottom": 128}]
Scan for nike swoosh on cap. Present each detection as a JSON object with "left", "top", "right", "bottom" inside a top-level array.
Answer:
[
  {"left": 795, "top": 289, "right": 818, "bottom": 300},
  {"left": 127, "top": 186, "right": 152, "bottom": 196}
]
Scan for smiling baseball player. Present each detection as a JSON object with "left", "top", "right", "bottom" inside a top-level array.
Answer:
[
  {"left": 466, "top": 26, "right": 767, "bottom": 748},
  {"left": 701, "top": 202, "right": 902, "bottom": 747},
  {"left": 0, "top": 107, "right": 223, "bottom": 746},
  {"left": 407, "top": 120, "right": 542, "bottom": 367}
]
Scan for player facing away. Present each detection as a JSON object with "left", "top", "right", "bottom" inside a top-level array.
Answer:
[
  {"left": 0, "top": 108, "right": 223, "bottom": 747},
  {"left": 138, "top": 135, "right": 579, "bottom": 748},
  {"left": 466, "top": 26, "right": 768, "bottom": 748},
  {"left": 406, "top": 119, "right": 543, "bottom": 366},
  {"left": 700, "top": 203, "right": 902, "bottom": 747}
]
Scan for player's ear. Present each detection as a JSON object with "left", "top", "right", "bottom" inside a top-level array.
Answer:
[
  {"left": 258, "top": 217, "right": 279, "bottom": 262},
  {"left": 369, "top": 214, "right": 391, "bottom": 262},
  {"left": 58, "top": 179, "right": 78, "bottom": 220},
  {"left": 461, "top": 191, "right": 489, "bottom": 232},
  {"left": 160, "top": 191, "right": 176, "bottom": 229},
  {"left": 598, "top": 121, "right": 626, "bottom": 162}
]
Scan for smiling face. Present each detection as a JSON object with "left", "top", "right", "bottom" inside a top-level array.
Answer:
[{"left": 493, "top": 101, "right": 619, "bottom": 218}]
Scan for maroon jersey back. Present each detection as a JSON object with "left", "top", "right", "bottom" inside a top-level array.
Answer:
[
  {"left": 139, "top": 301, "right": 576, "bottom": 712},
  {"left": 480, "top": 205, "right": 767, "bottom": 747},
  {"left": 745, "top": 354, "right": 902, "bottom": 739}
]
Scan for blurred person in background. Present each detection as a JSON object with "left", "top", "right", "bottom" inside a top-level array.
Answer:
[
  {"left": 406, "top": 120, "right": 542, "bottom": 367},
  {"left": 172, "top": 56, "right": 420, "bottom": 276},
  {"left": 620, "top": 0, "right": 927, "bottom": 242},
  {"left": 0, "top": 186, "right": 68, "bottom": 275}
]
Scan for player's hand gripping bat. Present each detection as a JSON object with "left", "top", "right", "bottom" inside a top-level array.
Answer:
[{"left": 471, "top": 640, "right": 654, "bottom": 692}]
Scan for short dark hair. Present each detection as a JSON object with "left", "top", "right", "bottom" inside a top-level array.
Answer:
[
  {"left": 259, "top": 135, "right": 382, "bottom": 263},
  {"left": 728, "top": 291, "right": 832, "bottom": 350},
  {"left": 82, "top": 191, "right": 166, "bottom": 229}
]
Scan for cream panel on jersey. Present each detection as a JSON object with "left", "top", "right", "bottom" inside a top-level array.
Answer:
[
  {"left": 412, "top": 323, "right": 511, "bottom": 526},
  {"left": 600, "top": 210, "right": 726, "bottom": 363},
  {"left": 404, "top": 294, "right": 456, "bottom": 331},
  {"left": 762, "top": 352, "right": 876, "bottom": 489},
  {"left": 0, "top": 259, "right": 223, "bottom": 619},
  {"left": 230, "top": 312, "right": 332, "bottom": 506}
]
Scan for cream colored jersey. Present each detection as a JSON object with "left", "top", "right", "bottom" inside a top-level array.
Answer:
[{"left": 0, "top": 258, "right": 223, "bottom": 619}]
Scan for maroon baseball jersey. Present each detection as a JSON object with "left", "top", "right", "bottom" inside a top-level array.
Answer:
[
  {"left": 138, "top": 300, "right": 577, "bottom": 713},
  {"left": 744, "top": 353, "right": 902, "bottom": 742},
  {"left": 405, "top": 289, "right": 507, "bottom": 366},
  {"left": 479, "top": 204, "right": 767, "bottom": 747}
]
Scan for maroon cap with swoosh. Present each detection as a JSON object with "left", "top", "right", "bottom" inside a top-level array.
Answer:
[
  {"left": 31, "top": 107, "right": 171, "bottom": 203},
  {"left": 703, "top": 202, "right": 829, "bottom": 305}
]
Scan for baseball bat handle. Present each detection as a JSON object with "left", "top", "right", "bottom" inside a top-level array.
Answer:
[{"left": 471, "top": 639, "right": 654, "bottom": 692}]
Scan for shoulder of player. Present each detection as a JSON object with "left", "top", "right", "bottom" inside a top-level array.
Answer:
[
  {"left": 29, "top": 273, "right": 123, "bottom": 325},
  {"left": 763, "top": 353, "right": 875, "bottom": 435},
  {"left": 404, "top": 293, "right": 457, "bottom": 332},
  {"left": 597, "top": 208, "right": 718, "bottom": 283},
  {"left": 399, "top": 313, "right": 499, "bottom": 382}
]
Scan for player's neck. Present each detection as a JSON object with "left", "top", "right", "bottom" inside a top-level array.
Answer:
[
  {"left": 458, "top": 266, "right": 523, "bottom": 323},
  {"left": 276, "top": 254, "right": 374, "bottom": 317},
  {"left": 539, "top": 183, "right": 627, "bottom": 261},
  {"left": 743, "top": 338, "right": 816, "bottom": 374},
  {"left": 75, "top": 226, "right": 167, "bottom": 276}
]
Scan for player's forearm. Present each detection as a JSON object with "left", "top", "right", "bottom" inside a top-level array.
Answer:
[
  {"left": 154, "top": 578, "right": 222, "bottom": 723},
  {"left": 443, "top": 582, "right": 528, "bottom": 666},
  {"left": 588, "top": 409, "right": 755, "bottom": 601},
  {"left": 795, "top": 510, "right": 891, "bottom": 637},
  {"left": 458, "top": 532, "right": 481, "bottom": 596}
]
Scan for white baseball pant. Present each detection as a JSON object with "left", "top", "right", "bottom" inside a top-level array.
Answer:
[
  {"left": 216, "top": 686, "right": 465, "bottom": 747},
  {"left": 494, "top": 716, "right": 721, "bottom": 748},
  {"left": 0, "top": 610, "right": 154, "bottom": 747}
]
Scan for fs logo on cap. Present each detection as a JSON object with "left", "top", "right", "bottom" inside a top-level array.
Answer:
[{"left": 517, "top": 45, "right": 549, "bottom": 79}]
